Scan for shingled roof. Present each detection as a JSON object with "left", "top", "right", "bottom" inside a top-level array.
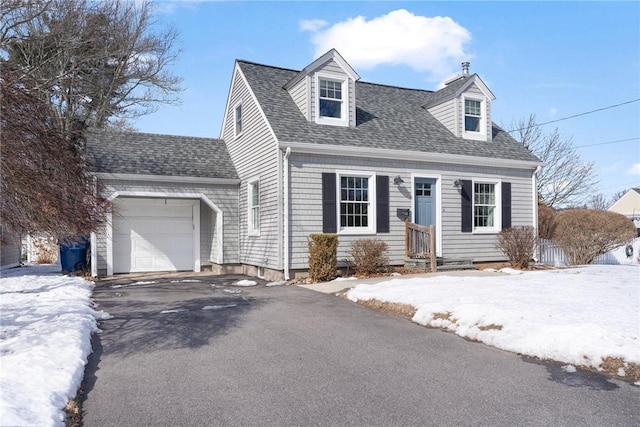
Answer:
[
  {"left": 87, "top": 131, "right": 238, "bottom": 180},
  {"left": 238, "top": 61, "right": 541, "bottom": 163}
]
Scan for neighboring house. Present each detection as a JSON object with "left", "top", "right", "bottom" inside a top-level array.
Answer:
[
  {"left": 608, "top": 188, "right": 640, "bottom": 235},
  {"left": 89, "top": 49, "right": 542, "bottom": 279},
  {"left": 1, "top": 225, "right": 22, "bottom": 271}
]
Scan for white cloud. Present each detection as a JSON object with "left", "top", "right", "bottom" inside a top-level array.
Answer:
[
  {"left": 301, "top": 9, "right": 472, "bottom": 80},
  {"left": 628, "top": 163, "right": 640, "bottom": 175},
  {"left": 549, "top": 107, "right": 558, "bottom": 116},
  {"left": 300, "top": 19, "right": 328, "bottom": 32}
]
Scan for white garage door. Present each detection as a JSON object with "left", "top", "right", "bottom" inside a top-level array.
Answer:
[{"left": 113, "top": 198, "right": 198, "bottom": 273}]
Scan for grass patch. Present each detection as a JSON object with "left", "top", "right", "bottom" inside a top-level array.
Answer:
[
  {"left": 347, "top": 297, "right": 639, "bottom": 384},
  {"left": 348, "top": 298, "right": 416, "bottom": 321}
]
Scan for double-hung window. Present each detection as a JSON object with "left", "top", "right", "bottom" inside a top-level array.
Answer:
[
  {"left": 316, "top": 75, "right": 348, "bottom": 126},
  {"left": 248, "top": 179, "right": 260, "bottom": 235},
  {"left": 473, "top": 181, "right": 500, "bottom": 232},
  {"left": 319, "top": 79, "right": 342, "bottom": 119},
  {"left": 338, "top": 172, "right": 375, "bottom": 234},
  {"left": 464, "top": 99, "right": 481, "bottom": 132}
]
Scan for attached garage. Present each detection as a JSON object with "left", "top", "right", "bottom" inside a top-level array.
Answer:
[{"left": 112, "top": 198, "right": 199, "bottom": 274}]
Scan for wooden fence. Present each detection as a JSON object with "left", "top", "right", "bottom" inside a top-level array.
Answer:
[{"left": 405, "top": 221, "right": 436, "bottom": 272}]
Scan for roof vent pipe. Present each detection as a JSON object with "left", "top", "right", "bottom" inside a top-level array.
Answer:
[{"left": 462, "top": 61, "right": 470, "bottom": 75}]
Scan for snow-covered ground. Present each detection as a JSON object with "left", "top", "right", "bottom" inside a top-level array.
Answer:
[
  {"left": 347, "top": 265, "right": 640, "bottom": 378},
  {"left": 0, "top": 265, "right": 110, "bottom": 427},
  {"left": 1, "top": 264, "right": 638, "bottom": 426}
]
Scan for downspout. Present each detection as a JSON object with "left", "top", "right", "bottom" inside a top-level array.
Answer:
[
  {"left": 284, "top": 147, "right": 291, "bottom": 280},
  {"left": 532, "top": 166, "right": 541, "bottom": 262},
  {"left": 91, "top": 175, "right": 98, "bottom": 277}
]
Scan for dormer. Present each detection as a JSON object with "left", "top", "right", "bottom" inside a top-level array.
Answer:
[
  {"left": 284, "top": 49, "right": 360, "bottom": 127},
  {"left": 424, "top": 62, "right": 496, "bottom": 142}
]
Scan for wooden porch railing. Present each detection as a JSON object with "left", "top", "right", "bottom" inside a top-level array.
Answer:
[{"left": 404, "top": 221, "right": 437, "bottom": 272}]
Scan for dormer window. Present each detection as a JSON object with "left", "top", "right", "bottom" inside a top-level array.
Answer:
[
  {"left": 462, "top": 96, "right": 487, "bottom": 141},
  {"left": 319, "top": 79, "right": 342, "bottom": 118},
  {"left": 464, "top": 99, "right": 481, "bottom": 132},
  {"left": 315, "top": 73, "right": 349, "bottom": 127}
]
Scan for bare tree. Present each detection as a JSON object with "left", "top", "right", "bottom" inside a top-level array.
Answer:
[
  {"left": 510, "top": 114, "right": 598, "bottom": 208},
  {"left": 1, "top": 0, "right": 181, "bottom": 240},
  {"left": 2, "top": 0, "right": 182, "bottom": 144},
  {"left": 589, "top": 193, "right": 610, "bottom": 210}
]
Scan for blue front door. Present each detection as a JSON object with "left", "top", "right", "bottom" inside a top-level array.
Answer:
[{"left": 415, "top": 178, "right": 436, "bottom": 227}]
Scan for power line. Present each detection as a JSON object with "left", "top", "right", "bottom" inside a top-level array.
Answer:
[
  {"left": 574, "top": 137, "right": 640, "bottom": 149},
  {"left": 507, "top": 98, "right": 640, "bottom": 133}
]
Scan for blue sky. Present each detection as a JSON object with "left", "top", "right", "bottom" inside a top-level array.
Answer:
[{"left": 134, "top": 1, "right": 640, "bottom": 201}]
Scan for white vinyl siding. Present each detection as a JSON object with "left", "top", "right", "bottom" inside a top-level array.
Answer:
[
  {"left": 287, "top": 153, "right": 535, "bottom": 269},
  {"left": 427, "top": 99, "right": 457, "bottom": 135},
  {"left": 222, "top": 67, "right": 280, "bottom": 270},
  {"left": 289, "top": 77, "right": 309, "bottom": 120}
]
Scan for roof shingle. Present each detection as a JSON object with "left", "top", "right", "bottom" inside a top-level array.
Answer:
[
  {"left": 87, "top": 131, "right": 238, "bottom": 180},
  {"left": 238, "top": 60, "right": 540, "bottom": 163}
]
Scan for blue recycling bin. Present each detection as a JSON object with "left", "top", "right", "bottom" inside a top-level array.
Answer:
[{"left": 59, "top": 237, "right": 89, "bottom": 272}]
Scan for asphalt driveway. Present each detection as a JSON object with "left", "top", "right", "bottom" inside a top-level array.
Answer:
[{"left": 82, "top": 273, "right": 640, "bottom": 426}]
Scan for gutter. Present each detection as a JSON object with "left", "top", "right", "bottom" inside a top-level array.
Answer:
[{"left": 279, "top": 141, "right": 543, "bottom": 170}]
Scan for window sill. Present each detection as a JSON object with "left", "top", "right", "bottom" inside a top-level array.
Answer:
[
  {"left": 472, "top": 228, "right": 499, "bottom": 235},
  {"left": 247, "top": 232, "right": 261, "bottom": 237},
  {"left": 316, "top": 117, "right": 349, "bottom": 127},
  {"left": 462, "top": 131, "right": 487, "bottom": 141},
  {"left": 338, "top": 229, "right": 376, "bottom": 236}
]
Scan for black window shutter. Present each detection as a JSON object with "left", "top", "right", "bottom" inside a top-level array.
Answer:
[
  {"left": 376, "top": 175, "right": 390, "bottom": 233},
  {"left": 461, "top": 180, "right": 473, "bottom": 232},
  {"left": 502, "top": 182, "right": 512, "bottom": 230},
  {"left": 322, "top": 173, "right": 337, "bottom": 233}
]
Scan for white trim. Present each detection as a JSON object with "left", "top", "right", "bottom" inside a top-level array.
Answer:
[
  {"left": 454, "top": 75, "right": 495, "bottom": 101},
  {"left": 410, "top": 173, "right": 442, "bottom": 257},
  {"left": 233, "top": 102, "right": 243, "bottom": 138},
  {"left": 247, "top": 177, "right": 261, "bottom": 236},
  {"left": 95, "top": 173, "right": 239, "bottom": 185},
  {"left": 315, "top": 73, "right": 349, "bottom": 127},
  {"left": 105, "top": 191, "right": 223, "bottom": 276},
  {"left": 462, "top": 95, "right": 487, "bottom": 141},
  {"left": 279, "top": 142, "right": 543, "bottom": 169},
  {"left": 471, "top": 179, "right": 502, "bottom": 234},
  {"left": 283, "top": 48, "right": 360, "bottom": 90},
  {"left": 336, "top": 170, "right": 377, "bottom": 235}
]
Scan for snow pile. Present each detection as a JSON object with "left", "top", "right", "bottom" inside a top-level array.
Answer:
[
  {"left": 347, "top": 265, "right": 640, "bottom": 370},
  {"left": 234, "top": 280, "right": 257, "bottom": 287},
  {"left": 0, "top": 265, "right": 109, "bottom": 427}
]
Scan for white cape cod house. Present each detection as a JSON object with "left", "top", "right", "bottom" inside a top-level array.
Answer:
[{"left": 88, "top": 49, "right": 542, "bottom": 279}]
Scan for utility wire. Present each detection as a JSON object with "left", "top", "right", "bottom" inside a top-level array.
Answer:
[
  {"left": 507, "top": 98, "right": 640, "bottom": 133},
  {"left": 574, "top": 137, "right": 640, "bottom": 149}
]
